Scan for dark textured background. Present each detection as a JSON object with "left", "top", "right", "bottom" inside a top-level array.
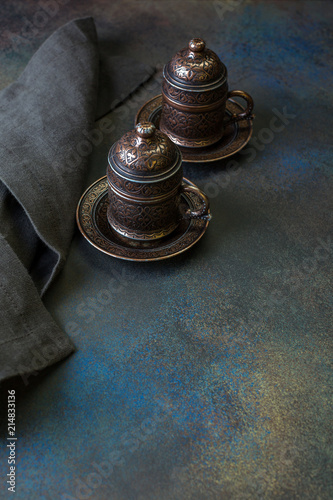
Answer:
[{"left": 0, "top": 1, "right": 332, "bottom": 499}]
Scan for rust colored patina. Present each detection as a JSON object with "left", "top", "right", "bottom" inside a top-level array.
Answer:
[
  {"left": 160, "top": 38, "right": 254, "bottom": 148},
  {"left": 107, "top": 122, "right": 210, "bottom": 241}
]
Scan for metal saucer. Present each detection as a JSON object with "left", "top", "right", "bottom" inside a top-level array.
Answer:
[
  {"left": 76, "top": 176, "right": 210, "bottom": 262},
  {"left": 135, "top": 94, "right": 253, "bottom": 163}
]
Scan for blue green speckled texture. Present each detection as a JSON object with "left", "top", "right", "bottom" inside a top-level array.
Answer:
[{"left": 0, "top": 1, "right": 332, "bottom": 498}]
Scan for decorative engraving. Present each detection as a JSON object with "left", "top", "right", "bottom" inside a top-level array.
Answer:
[
  {"left": 162, "top": 79, "right": 226, "bottom": 106},
  {"left": 76, "top": 177, "right": 210, "bottom": 261},
  {"left": 107, "top": 187, "right": 181, "bottom": 240},
  {"left": 107, "top": 122, "right": 185, "bottom": 241},
  {"left": 113, "top": 128, "right": 177, "bottom": 174},
  {"left": 135, "top": 95, "right": 253, "bottom": 163},
  {"left": 108, "top": 216, "right": 178, "bottom": 241},
  {"left": 166, "top": 47, "right": 224, "bottom": 84},
  {"left": 107, "top": 165, "right": 182, "bottom": 199},
  {"left": 160, "top": 100, "right": 224, "bottom": 147},
  {"left": 161, "top": 41, "right": 227, "bottom": 148}
]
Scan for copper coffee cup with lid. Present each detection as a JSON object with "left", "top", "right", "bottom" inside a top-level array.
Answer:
[
  {"left": 107, "top": 122, "right": 210, "bottom": 241},
  {"left": 159, "top": 38, "right": 254, "bottom": 148}
]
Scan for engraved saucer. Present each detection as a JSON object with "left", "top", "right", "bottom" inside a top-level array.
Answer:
[
  {"left": 135, "top": 94, "right": 253, "bottom": 163},
  {"left": 76, "top": 176, "right": 211, "bottom": 262}
]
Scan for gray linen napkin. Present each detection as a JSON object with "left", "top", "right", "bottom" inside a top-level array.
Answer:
[{"left": 0, "top": 18, "right": 154, "bottom": 384}]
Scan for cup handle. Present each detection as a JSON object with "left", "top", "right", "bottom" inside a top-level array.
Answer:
[
  {"left": 181, "top": 185, "right": 211, "bottom": 220},
  {"left": 225, "top": 90, "right": 254, "bottom": 126}
]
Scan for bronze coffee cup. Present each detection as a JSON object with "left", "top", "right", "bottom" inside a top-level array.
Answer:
[
  {"left": 107, "top": 122, "right": 210, "bottom": 241},
  {"left": 159, "top": 38, "right": 254, "bottom": 148}
]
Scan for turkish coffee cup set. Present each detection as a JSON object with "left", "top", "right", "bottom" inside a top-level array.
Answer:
[{"left": 77, "top": 38, "right": 254, "bottom": 261}]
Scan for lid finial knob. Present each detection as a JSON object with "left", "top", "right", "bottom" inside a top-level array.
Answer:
[
  {"left": 136, "top": 122, "right": 155, "bottom": 138},
  {"left": 189, "top": 38, "right": 206, "bottom": 53}
]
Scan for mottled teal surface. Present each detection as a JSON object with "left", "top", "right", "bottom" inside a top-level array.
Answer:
[{"left": 0, "top": 1, "right": 332, "bottom": 499}]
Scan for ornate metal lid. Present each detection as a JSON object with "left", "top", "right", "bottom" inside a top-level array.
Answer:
[
  {"left": 108, "top": 122, "right": 182, "bottom": 181},
  {"left": 163, "top": 38, "right": 227, "bottom": 91}
]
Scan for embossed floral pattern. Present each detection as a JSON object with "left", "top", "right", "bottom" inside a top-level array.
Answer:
[
  {"left": 162, "top": 80, "right": 227, "bottom": 107},
  {"left": 76, "top": 177, "right": 210, "bottom": 261},
  {"left": 112, "top": 128, "right": 177, "bottom": 175},
  {"left": 160, "top": 101, "right": 224, "bottom": 147},
  {"left": 107, "top": 188, "right": 180, "bottom": 239},
  {"left": 135, "top": 95, "right": 253, "bottom": 162},
  {"left": 107, "top": 165, "right": 182, "bottom": 199},
  {"left": 167, "top": 47, "right": 224, "bottom": 84}
]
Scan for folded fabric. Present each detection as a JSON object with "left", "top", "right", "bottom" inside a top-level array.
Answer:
[{"left": 0, "top": 17, "right": 154, "bottom": 384}]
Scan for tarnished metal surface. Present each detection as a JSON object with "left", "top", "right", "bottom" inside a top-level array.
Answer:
[
  {"left": 76, "top": 176, "right": 211, "bottom": 261},
  {"left": 0, "top": 1, "right": 332, "bottom": 499},
  {"left": 105, "top": 122, "right": 210, "bottom": 242},
  {"left": 160, "top": 38, "right": 254, "bottom": 148},
  {"left": 135, "top": 94, "right": 254, "bottom": 162}
]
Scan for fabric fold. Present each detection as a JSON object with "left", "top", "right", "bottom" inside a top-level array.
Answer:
[
  {"left": 0, "top": 17, "right": 155, "bottom": 383},
  {"left": 0, "top": 17, "right": 100, "bottom": 294}
]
